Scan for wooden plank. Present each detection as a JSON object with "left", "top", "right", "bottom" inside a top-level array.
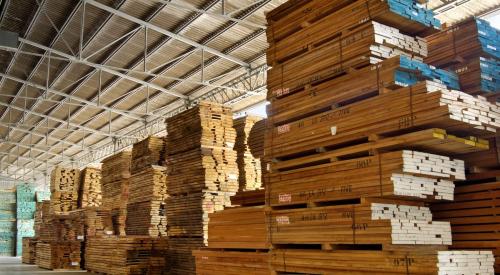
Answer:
[{"left": 193, "top": 249, "right": 270, "bottom": 275}]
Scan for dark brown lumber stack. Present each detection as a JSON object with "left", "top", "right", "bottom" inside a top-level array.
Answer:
[
  {"left": 35, "top": 241, "right": 81, "bottom": 270},
  {"left": 126, "top": 165, "right": 168, "bottom": 237},
  {"left": 21, "top": 237, "right": 37, "bottom": 264},
  {"left": 234, "top": 116, "right": 265, "bottom": 191},
  {"left": 78, "top": 167, "right": 102, "bottom": 208},
  {"left": 49, "top": 166, "right": 80, "bottom": 213},
  {"left": 168, "top": 237, "right": 204, "bottom": 275},
  {"left": 131, "top": 136, "right": 166, "bottom": 174},
  {"left": 85, "top": 236, "right": 168, "bottom": 275},
  {"left": 101, "top": 151, "right": 131, "bottom": 236}
]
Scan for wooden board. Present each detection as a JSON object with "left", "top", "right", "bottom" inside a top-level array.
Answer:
[
  {"left": 230, "top": 189, "right": 265, "bottom": 207},
  {"left": 78, "top": 167, "right": 102, "bottom": 208},
  {"left": 131, "top": 136, "right": 166, "bottom": 174},
  {"left": 85, "top": 236, "right": 168, "bottom": 275},
  {"left": 207, "top": 206, "right": 269, "bottom": 249},
  {"left": 193, "top": 249, "right": 270, "bottom": 275}
]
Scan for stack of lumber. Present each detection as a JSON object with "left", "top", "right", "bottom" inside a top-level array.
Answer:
[
  {"left": 126, "top": 165, "right": 168, "bottom": 237},
  {"left": 21, "top": 237, "right": 37, "bottom": 264},
  {"left": 131, "top": 136, "right": 166, "bottom": 174},
  {"left": 432, "top": 180, "right": 500, "bottom": 270},
  {"left": 0, "top": 189, "right": 16, "bottom": 256},
  {"left": 193, "top": 250, "right": 270, "bottom": 275},
  {"left": 233, "top": 116, "right": 265, "bottom": 191},
  {"left": 78, "top": 167, "right": 102, "bottom": 208},
  {"left": 270, "top": 249, "right": 495, "bottom": 274},
  {"left": 165, "top": 100, "right": 238, "bottom": 274},
  {"left": 77, "top": 208, "right": 114, "bottom": 237},
  {"left": 230, "top": 189, "right": 265, "bottom": 206},
  {"left": 35, "top": 241, "right": 81, "bottom": 270},
  {"left": 16, "top": 184, "right": 36, "bottom": 256},
  {"left": 49, "top": 167, "right": 80, "bottom": 213},
  {"left": 35, "top": 191, "right": 50, "bottom": 202},
  {"left": 36, "top": 202, "right": 54, "bottom": 241},
  {"left": 101, "top": 151, "right": 131, "bottom": 236},
  {"left": 426, "top": 18, "right": 499, "bottom": 98},
  {"left": 85, "top": 236, "right": 168, "bottom": 275}
]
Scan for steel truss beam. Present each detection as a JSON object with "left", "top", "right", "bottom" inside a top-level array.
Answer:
[{"left": 85, "top": 0, "right": 250, "bottom": 68}]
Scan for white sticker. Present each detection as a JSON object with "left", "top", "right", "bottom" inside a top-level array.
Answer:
[
  {"left": 277, "top": 124, "right": 291, "bottom": 134},
  {"left": 279, "top": 193, "right": 292, "bottom": 203},
  {"left": 228, "top": 174, "right": 238, "bottom": 180},
  {"left": 226, "top": 142, "right": 234, "bottom": 148},
  {"left": 105, "top": 231, "right": 113, "bottom": 235},
  {"left": 487, "top": 45, "right": 496, "bottom": 50},
  {"left": 202, "top": 256, "right": 209, "bottom": 260},
  {"left": 77, "top": 235, "right": 84, "bottom": 240},
  {"left": 275, "top": 88, "right": 290, "bottom": 97},
  {"left": 276, "top": 216, "right": 290, "bottom": 225},
  {"left": 71, "top": 262, "right": 79, "bottom": 266},
  {"left": 266, "top": 163, "right": 271, "bottom": 172},
  {"left": 330, "top": 126, "right": 337, "bottom": 136}
]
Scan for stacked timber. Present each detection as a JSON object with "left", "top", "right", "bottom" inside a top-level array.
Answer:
[
  {"left": 85, "top": 236, "right": 168, "bottom": 275},
  {"left": 432, "top": 179, "right": 500, "bottom": 270},
  {"left": 426, "top": 18, "right": 499, "bottom": 98},
  {"left": 78, "top": 167, "right": 102, "bottom": 208},
  {"left": 16, "top": 184, "right": 36, "bottom": 256},
  {"left": 165, "top": 101, "right": 238, "bottom": 274},
  {"left": 101, "top": 151, "right": 131, "bottom": 236},
  {"left": 35, "top": 242, "right": 81, "bottom": 270},
  {"left": 77, "top": 208, "right": 114, "bottom": 237},
  {"left": 0, "top": 189, "right": 16, "bottom": 256},
  {"left": 21, "top": 237, "right": 37, "bottom": 264},
  {"left": 126, "top": 165, "right": 168, "bottom": 237},
  {"left": 49, "top": 167, "right": 80, "bottom": 213},
  {"left": 131, "top": 136, "right": 166, "bottom": 174},
  {"left": 233, "top": 0, "right": 500, "bottom": 274},
  {"left": 233, "top": 116, "right": 265, "bottom": 191},
  {"left": 193, "top": 250, "right": 270, "bottom": 275}
]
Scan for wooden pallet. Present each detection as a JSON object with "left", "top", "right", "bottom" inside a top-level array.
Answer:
[
  {"left": 270, "top": 249, "right": 495, "bottom": 274},
  {"left": 431, "top": 181, "right": 500, "bottom": 271},
  {"left": 85, "top": 236, "right": 168, "bottom": 275},
  {"left": 35, "top": 241, "right": 81, "bottom": 270},
  {"left": 268, "top": 148, "right": 469, "bottom": 207},
  {"left": 131, "top": 136, "right": 166, "bottom": 174},
  {"left": 207, "top": 206, "right": 269, "bottom": 249},
  {"left": 234, "top": 116, "right": 265, "bottom": 191},
  {"left": 21, "top": 237, "right": 37, "bottom": 264},
  {"left": 78, "top": 167, "right": 102, "bottom": 208},
  {"left": 266, "top": 81, "right": 500, "bottom": 160},
  {"left": 193, "top": 249, "right": 270, "bottom": 275}
]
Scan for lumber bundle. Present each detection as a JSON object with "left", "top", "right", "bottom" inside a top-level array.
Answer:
[
  {"left": 166, "top": 191, "right": 231, "bottom": 243},
  {"left": 270, "top": 199, "right": 451, "bottom": 246},
  {"left": 49, "top": 167, "right": 80, "bottom": 213},
  {"left": 268, "top": 150, "right": 466, "bottom": 207},
  {"left": 22, "top": 237, "right": 37, "bottom": 264},
  {"left": 426, "top": 18, "right": 499, "bottom": 68},
  {"left": 193, "top": 249, "right": 270, "bottom": 275},
  {"left": 35, "top": 241, "right": 81, "bottom": 270},
  {"left": 234, "top": 116, "right": 265, "bottom": 191},
  {"left": 168, "top": 237, "right": 204, "bottom": 275},
  {"left": 270, "top": 249, "right": 495, "bottom": 274},
  {"left": 230, "top": 189, "right": 265, "bottom": 206},
  {"left": 131, "top": 136, "right": 166, "bottom": 174},
  {"left": 267, "top": 81, "right": 500, "bottom": 160},
  {"left": 449, "top": 57, "right": 500, "bottom": 95},
  {"left": 432, "top": 181, "right": 500, "bottom": 270},
  {"left": 16, "top": 184, "right": 36, "bottom": 256},
  {"left": 0, "top": 190, "right": 15, "bottom": 256},
  {"left": 101, "top": 151, "right": 131, "bottom": 236},
  {"left": 128, "top": 166, "right": 168, "bottom": 204},
  {"left": 78, "top": 208, "right": 114, "bottom": 237},
  {"left": 78, "top": 167, "right": 102, "bottom": 208},
  {"left": 207, "top": 206, "right": 269, "bottom": 249},
  {"left": 85, "top": 236, "right": 168, "bottom": 275}
]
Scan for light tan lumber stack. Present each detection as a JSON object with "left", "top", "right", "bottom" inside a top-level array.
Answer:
[
  {"left": 126, "top": 165, "right": 168, "bottom": 237},
  {"left": 131, "top": 136, "right": 166, "bottom": 174},
  {"left": 21, "top": 237, "right": 37, "bottom": 264},
  {"left": 233, "top": 116, "right": 265, "bottom": 191},
  {"left": 165, "top": 101, "right": 238, "bottom": 274},
  {"left": 35, "top": 241, "right": 81, "bottom": 270},
  {"left": 49, "top": 166, "right": 80, "bottom": 213},
  {"left": 101, "top": 151, "right": 131, "bottom": 236},
  {"left": 78, "top": 167, "right": 102, "bottom": 208},
  {"left": 85, "top": 236, "right": 168, "bottom": 275}
]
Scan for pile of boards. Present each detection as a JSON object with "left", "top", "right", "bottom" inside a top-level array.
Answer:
[
  {"left": 195, "top": 0, "right": 498, "bottom": 274},
  {"left": 85, "top": 236, "right": 168, "bottom": 275},
  {"left": 16, "top": 184, "right": 36, "bottom": 256},
  {"left": 233, "top": 116, "right": 265, "bottom": 191},
  {"left": 166, "top": 101, "right": 238, "bottom": 274},
  {"left": 78, "top": 167, "right": 102, "bottom": 208},
  {"left": 101, "top": 152, "right": 131, "bottom": 236},
  {"left": 131, "top": 136, "right": 166, "bottom": 174},
  {"left": 0, "top": 189, "right": 16, "bottom": 256},
  {"left": 21, "top": 237, "right": 37, "bottom": 264},
  {"left": 50, "top": 167, "right": 80, "bottom": 213}
]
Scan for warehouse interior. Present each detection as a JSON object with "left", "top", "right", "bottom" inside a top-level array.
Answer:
[{"left": 0, "top": 0, "right": 499, "bottom": 274}]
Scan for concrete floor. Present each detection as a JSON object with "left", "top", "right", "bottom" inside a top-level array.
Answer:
[{"left": 0, "top": 257, "right": 87, "bottom": 274}]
